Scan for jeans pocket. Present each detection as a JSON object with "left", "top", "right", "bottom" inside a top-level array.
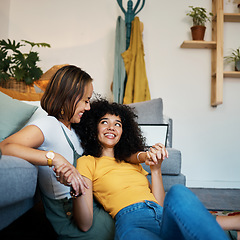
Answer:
[{"left": 144, "top": 201, "right": 163, "bottom": 223}]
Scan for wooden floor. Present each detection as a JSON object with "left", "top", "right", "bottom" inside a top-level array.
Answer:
[{"left": 0, "top": 188, "right": 239, "bottom": 239}]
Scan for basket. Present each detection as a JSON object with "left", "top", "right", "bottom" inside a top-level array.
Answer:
[{"left": 0, "top": 77, "right": 36, "bottom": 93}]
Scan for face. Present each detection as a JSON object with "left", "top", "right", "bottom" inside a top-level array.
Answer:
[
  {"left": 70, "top": 82, "right": 93, "bottom": 125},
  {"left": 97, "top": 114, "right": 123, "bottom": 151}
]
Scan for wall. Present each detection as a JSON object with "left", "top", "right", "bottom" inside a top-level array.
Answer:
[
  {"left": 0, "top": 0, "right": 10, "bottom": 38},
  {"left": 3, "top": 0, "right": 240, "bottom": 188}
]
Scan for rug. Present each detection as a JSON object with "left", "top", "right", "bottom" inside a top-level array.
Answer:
[{"left": 210, "top": 210, "right": 240, "bottom": 216}]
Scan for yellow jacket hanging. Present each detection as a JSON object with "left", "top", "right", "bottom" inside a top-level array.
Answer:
[{"left": 122, "top": 17, "right": 151, "bottom": 104}]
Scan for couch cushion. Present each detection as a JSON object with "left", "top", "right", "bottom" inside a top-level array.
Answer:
[
  {"left": 145, "top": 174, "right": 186, "bottom": 192},
  {"left": 128, "top": 98, "right": 164, "bottom": 124},
  {"left": 0, "top": 92, "right": 38, "bottom": 142},
  {"left": 0, "top": 155, "right": 38, "bottom": 208}
]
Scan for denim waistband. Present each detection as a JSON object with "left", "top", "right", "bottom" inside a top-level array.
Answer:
[{"left": 115, "top": 200, "right": 162, "bottom": 221}]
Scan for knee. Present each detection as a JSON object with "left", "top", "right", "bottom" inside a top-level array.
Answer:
[
  {"left": 167, "top": 184, "right": 188, "bottom": 198},
  {"left": 165, "top": 184, "right": 194, "bottom": 206}
]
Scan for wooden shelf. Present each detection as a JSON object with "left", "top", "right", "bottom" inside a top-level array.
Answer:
[
  {"left": 224, "top": 71, "right": 240, "bottom": 78},
  {"left": 181, "top": 1, "right": 240, "bottom": 107},
  {"left": 180, "top": 40, "right": 216, "bottom": 49},
  {"left": 224, "top": 13, "right": 240, "bottom": 22}
]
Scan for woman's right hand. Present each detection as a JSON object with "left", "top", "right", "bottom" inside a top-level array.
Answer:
[
  {"left": 144, "top": 143, "right": 168, "bottom": 166},
  {"left": 53, "top": 157, "right": 89, "bottom": 196}
]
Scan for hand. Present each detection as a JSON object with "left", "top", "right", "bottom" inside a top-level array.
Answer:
[
  {"left": 54, "top": 163, "right": 89, "bottom": 196},
  {"left": 145, "top": 143, "right": 168, "bottom": 166}
]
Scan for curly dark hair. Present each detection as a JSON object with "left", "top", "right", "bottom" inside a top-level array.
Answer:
[{"left": 72, "top": 99, "right": 146, "bottom": 161}]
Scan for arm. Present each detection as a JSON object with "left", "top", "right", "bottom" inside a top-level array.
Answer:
[
  {"left": 0, "top": 125, "right": 88, "bottom": 195},
  {"left": 126, "top": 143, "right": 168, "bottom": 166},
  {"left": 0, "top": 125, "right": 53, "bottom": 165},
  {"left": 150, "top": 159, "right": 165, "bottom": 206},
  {"left": 149, "top": 144, "right": 168, "bottom": 206},
  {"left": 72, "top": 176, "right": 93, "bottom": 231}
]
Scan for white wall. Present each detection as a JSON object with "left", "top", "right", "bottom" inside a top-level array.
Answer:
[
  {"left": 0, "top": 0, "right": 10, "bottom": 38},
  {"left": 3, "top": 0, "right": 240, "bottom": 188}
]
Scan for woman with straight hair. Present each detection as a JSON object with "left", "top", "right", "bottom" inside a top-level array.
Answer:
[{"left": 0, "top": 65, "right": 115, "bottom": 239}]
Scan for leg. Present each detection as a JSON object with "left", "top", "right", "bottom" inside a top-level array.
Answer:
[
  {"left": 217, "top": 214, "right": 240, "bottom": 231},
  {"left": 217, "top": 214, "right": 240, "bottom": 240},
  {"left": 114, "top": 202, "right": 162, "bottom": 240},
  {"left": 159, "top": 184, "right": 228, "bottom": 240}
]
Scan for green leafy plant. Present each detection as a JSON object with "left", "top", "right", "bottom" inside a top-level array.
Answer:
[
  {"left": 224, "top": 47, "right": 240, "bottom": 71},
  {"left": 0, "top": 39, "right": 51, "bottom": 85},
  {"left": 186, "top": 6, "right": 213, "bottom": 26}
]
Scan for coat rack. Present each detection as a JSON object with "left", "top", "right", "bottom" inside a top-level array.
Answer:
[{"left": 116, "top": 0, "right": 145, "bottom": 49}]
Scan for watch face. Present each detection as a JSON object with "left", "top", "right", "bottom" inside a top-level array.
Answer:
[{"left": 47, "top": 151, "right": 55, "bottom": 159}]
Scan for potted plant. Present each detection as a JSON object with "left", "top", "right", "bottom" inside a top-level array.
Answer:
[
  {"left": 186, "top": 6, "right": 213, "bottom": 40},
  {"left": 224, "top": 47, "right": 240, "bottom": 71},
  {"left": 0, "top": 39, "right": 51, "bottom": 88}
]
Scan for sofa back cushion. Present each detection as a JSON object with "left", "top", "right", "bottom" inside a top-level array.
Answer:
[
  {"left": 0, "top": 92, "right": 38, "bottom": 142},
  {"left": 128, "top": 98, "right": 164, "bottom": 124},
  {"left": 128, "top": 98, "right": 172, "bottom": 147}
]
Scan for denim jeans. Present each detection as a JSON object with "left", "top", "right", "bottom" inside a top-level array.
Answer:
[{"left": 114, "top": 184, "right": 228, "bottom": 240}]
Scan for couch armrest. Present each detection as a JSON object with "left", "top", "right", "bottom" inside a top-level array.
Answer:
[
  {"left": 0, "top": 155, "right": 38, "bottom": 207},
  {"left": 163, "top": 115, "right": 172, "bottom": 148}
]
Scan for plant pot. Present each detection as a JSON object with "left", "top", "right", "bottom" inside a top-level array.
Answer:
[
  {"left": 235, "top": 60, "right": 240, "bottom": 71},
  {"left": 191, "top": 25, "right": 206, "bottom": 40}
]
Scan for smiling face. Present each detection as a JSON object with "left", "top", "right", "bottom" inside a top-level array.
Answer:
[
  {"left": 97, "top": 113, "right": 123, "bottom": 157},
  {"left": 69, "top": 82, "right": 93, "bottom": 126},
  {"left": 58, "top": 81, "right": 93, "bottom": 129}
]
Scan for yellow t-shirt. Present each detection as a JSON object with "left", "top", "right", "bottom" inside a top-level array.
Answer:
[{"left": 76, "top": 155, "right": 157, "bottom": 218}]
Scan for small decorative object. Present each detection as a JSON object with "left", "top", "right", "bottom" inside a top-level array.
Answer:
[
  {"left": 224, "top": 47, "right": 240, "bottom": 71},
  {"left": 186, "top": 6, "right": 213, "bottom": 41},
  {"left": 224, "top": 0, "right": 240, "bottom": 13},
  {"left": 116, "top": 0, "right": 145, "bottom": 49},
  {"left": 0, "top": 39, "right": 51, "bottom": 92}
]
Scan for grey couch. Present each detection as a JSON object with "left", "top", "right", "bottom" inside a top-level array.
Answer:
[{"left": 0, "top": 97, "right": 185, "bottom": 231}]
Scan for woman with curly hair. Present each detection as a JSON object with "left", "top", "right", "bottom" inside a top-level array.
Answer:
[{"left": 68, "top": 99, "right": 228, "bottom": 240}]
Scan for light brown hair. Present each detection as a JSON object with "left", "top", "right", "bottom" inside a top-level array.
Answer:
[{"left": 41, "top": 65, "right": 93, "bottom": 121}]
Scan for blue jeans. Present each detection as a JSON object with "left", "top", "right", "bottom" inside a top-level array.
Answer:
[{"left": 114, "top": 184, "right": 228, "bottom": 240}]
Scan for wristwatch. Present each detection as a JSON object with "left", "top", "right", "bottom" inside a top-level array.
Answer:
[{"left": 46, "top": 151, "right": 55, "bottom": 167}]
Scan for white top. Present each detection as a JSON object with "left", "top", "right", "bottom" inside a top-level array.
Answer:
[{"left": 30, "top": 116, "right": 83, "bottom": 199}]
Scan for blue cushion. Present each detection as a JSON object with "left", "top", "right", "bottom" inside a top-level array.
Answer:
[{"left": 0, "top": 92, "right": 38, "bottom": 142}]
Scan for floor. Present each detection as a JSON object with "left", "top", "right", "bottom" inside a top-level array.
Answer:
[
  {"left": 190, "top": 188, "right": 240, "bottom": 211},
  {"left": 0, "top": 188, "right": 239, "bottom": 239}
]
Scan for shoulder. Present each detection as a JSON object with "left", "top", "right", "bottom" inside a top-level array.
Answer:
[
  {"left": 77, "top": 155, "right": 96, "bottom": 168},
  {"left": 78, "top": 155, "right": 96, "bottom": 163},
  {"left": 28, "top": 116, "right": 63, "bottom": 142},
  {"left": 76, "top": 155, "right": 96, "bottom": 176},
  {"left": 30, "top": 116, "right": 60, "bottom": 130},
  {"left": 30, "top": 115, "right": 58, "bottom": 125}
]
